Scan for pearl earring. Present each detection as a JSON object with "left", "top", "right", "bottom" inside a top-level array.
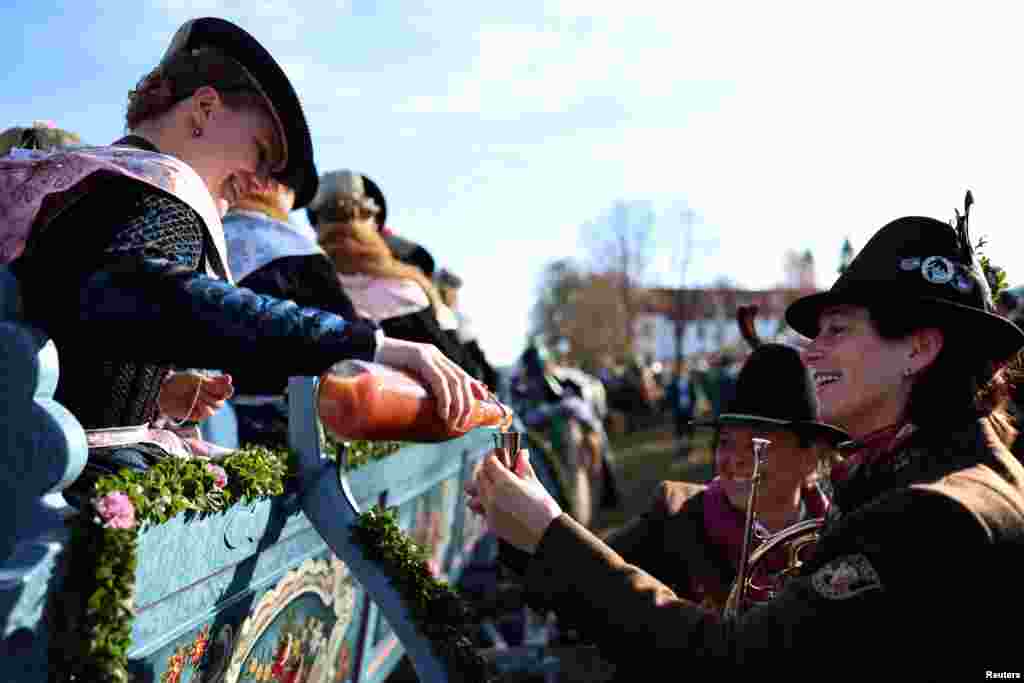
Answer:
[
  {"left": 192, "top": 127, "right": 202, "bottom": 138},
  {"left": 904, "top": 367, "right": 913, "bottom": 377}
]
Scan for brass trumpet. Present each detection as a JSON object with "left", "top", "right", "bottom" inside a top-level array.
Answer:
[
  {"left": 720, "top": 305, "right": 827, "bottom": 618},
  {"left": 721, "top": 435, "right": 824, "bottom": 616}
]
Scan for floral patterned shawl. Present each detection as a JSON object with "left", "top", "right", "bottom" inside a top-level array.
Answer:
[{"left": 0, "top": 144, "right": 232, "bottom": 282}]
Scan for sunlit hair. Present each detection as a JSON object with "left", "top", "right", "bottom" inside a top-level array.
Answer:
[
  {"left": 317, "top": 212, "right": 446, "bottom": 314},
  {"left": 232, "top": 178, "right": 294, "bottom": 222},
  {"left": 437, "top": 282, "right": 457, "bottom": 308},
  {"left": 869, "top": 303, "right": 1021, "bottom": 445}
]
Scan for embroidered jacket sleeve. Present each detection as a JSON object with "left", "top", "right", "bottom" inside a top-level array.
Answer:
[
  {"left": 521, "top": 487, "right": 993, "bottom": 677},
  {"left": 17, "top": 177, "right": 378, "bottom": 378},
  {"left": 13, "top": 175, "right": 212, "bottom": 427},
  {"left": 603, "top": 482, "right": 719, "bottom": 599},
  {"left": 79, "top": 258, "right": 378, "bottom": 373},
  {"left": 231, "top": 254, "right": 368, "bottom": 394}
]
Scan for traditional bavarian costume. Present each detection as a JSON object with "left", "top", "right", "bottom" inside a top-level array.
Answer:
[{"left": 1, "top": 20, "right": 382, "bottom": 500}]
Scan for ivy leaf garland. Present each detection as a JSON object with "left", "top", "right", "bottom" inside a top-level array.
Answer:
[
  {"left": 50, "top": 445, "right": 293, "bottom": 683},
  {"left": 352, "top": 504, "right": 495, "bottom": 683},
  {"left": 49, "top": 438, "right": 491, "bottom": 683},
  {"left": 324, "top": 432, "right": 403, "bottom": 469}
]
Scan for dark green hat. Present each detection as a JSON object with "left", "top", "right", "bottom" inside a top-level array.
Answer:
[
  {"left": 786, "top": 192, "right": 1024, "bottom": 363},
  {"left": 691, "top": 343, "right": 849, "bottom": 445}
]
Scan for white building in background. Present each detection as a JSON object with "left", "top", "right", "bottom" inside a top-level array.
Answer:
[
  {"left": 633, "top": 248, "right": 820, "bottom": 364},
  {"left": 633, "top": 312, "right": 783, "bottom": 363},
  {"left": 633, "top": 285, "right": 817, "bottom": 364}
]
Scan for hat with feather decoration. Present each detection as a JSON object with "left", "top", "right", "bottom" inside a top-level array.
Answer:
[{"left": 786, "top": 191, "right": 1024, "bottom": 363}]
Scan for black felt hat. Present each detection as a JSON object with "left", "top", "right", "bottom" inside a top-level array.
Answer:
[
  {"left": 160, "top": 17, "right": 318, "bottom": 208},
  {"left": 786, "top": 192, "right": 1024, "bottom": 363},
  {"left": 306, "top": 170, "right": 388, "bottom": 230},
  {"left": 692, "top": 343, "right": 849, "bottom": 445}
]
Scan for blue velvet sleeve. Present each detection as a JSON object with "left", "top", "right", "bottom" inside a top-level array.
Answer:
[{"left": 78, "top": 257, "right": 379, "bottom": 375}]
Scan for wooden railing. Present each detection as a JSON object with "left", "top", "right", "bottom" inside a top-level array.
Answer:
[{"left": 0, "top": 264, "right": 562, "bottom": 682}]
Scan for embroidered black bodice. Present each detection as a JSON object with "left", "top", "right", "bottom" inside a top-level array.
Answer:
[{"left": 11, "top": 138, "right": 378, "bottom": 430}]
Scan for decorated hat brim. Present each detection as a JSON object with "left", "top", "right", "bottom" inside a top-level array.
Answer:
[
  {"left": 690, "top": 413, "right": 850, "bottom": 445},
  {"left": 786, "top": 289, "right": 1024, "bottom": 363},
  {"left": 164, "top": 18, "right": 318, "bottom": 208}
]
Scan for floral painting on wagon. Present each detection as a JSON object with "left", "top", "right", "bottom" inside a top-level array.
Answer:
[{"left": 152, "top": 556, "right": 359, "bottom": 683}]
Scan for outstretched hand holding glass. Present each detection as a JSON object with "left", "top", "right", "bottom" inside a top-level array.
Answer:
[{"left": 464, "top": 447, "right": 563, "bottom": 553}]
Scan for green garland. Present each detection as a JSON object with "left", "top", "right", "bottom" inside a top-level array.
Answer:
[
  {"left": 352, "top": 504, "right": 495, "bottom": 683},
  {"left": 324, "top": 434, "right": 404, "bottom": 469},
  {"left": 48, "top": 439, "right": 489, "bottom": 683},
  {"left": 49, "top": 445, "right": 292, "bottom": 683}
]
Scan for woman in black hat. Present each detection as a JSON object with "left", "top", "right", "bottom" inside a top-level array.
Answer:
[
  {"left": 307, "top": 169, "right": 483, "bottom": 380},
  {"left": 2, "top": 18, "right": 484, "bottom": 475},
  {"left": 601, "top": 308, "right": 846, "bottom": 612},
  {"left": 465, "top": 194, "right": 1024, "bottom": 679}
]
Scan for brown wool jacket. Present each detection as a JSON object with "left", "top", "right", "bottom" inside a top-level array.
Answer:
[
  {"left": 521, "top": 417, "right": 1024, "bottom": 681},
  {"left": 603, "top": 481, "right": 735, "bottom": 609}
]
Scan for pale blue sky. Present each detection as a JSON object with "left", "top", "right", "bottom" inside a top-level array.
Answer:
[{"left": 5, "top": 0, "right": 1024, "bottom": 365}]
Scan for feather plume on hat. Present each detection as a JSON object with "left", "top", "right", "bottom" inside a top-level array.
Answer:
[
  {"left": 736, "top": 305, "right": 762, "bottom": 350},
  {"left": 953, "top": 190, "right": 1009, "bottom": 303}
]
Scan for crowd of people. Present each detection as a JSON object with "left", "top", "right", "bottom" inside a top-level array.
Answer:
[{"left": 4, "top": 15, "right": 1024, "bottom": 681}]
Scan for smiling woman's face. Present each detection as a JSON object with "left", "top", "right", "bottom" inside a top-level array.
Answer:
[
  {"left": 716, "top": 426, "right": 811, "bottom": 510},
  {"left": 170, "top": 87, "right": 283, "bottom": 215},
  {"left": 802, "top": 305, "right": 913, "bottom": 438}
]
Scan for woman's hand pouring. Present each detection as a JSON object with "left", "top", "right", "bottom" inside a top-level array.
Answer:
[{"left": 374, "top": 335, "right": 489, "bottom": 431}]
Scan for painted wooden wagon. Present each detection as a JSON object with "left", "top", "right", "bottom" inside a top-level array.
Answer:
[{"left": 0, "top": 264, "right": 563, "bottom": 682}]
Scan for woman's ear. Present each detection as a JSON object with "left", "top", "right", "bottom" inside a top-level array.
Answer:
[
  {"left": 189, "top": 85, "right": 223, "bottom": 128},
  {"left": 909, "top": 327, "right": 944, "bottom": 374}
]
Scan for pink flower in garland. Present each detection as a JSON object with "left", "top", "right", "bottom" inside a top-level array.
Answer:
[
  {"left": 206, "top": 463, "right": 228, "bottom": 490},
  {"left": 93, "top": 491, "right": 137, "bottom": 530}
]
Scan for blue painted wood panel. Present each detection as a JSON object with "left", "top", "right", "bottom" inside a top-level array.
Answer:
[{"left": 121, "top": 426, "right": 499, "bottom": 683}]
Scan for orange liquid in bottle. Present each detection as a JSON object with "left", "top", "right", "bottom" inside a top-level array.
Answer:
[{"left": 318, "top": 360, "right": 512, "bottom": 442}]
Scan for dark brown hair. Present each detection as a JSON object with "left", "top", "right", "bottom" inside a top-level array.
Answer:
[
  {"left": 126, "top": 48, "right": 268, "bottom": 130},
  {"left": 869, "top": 303, "right": 1022, "bottom": 444}
]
